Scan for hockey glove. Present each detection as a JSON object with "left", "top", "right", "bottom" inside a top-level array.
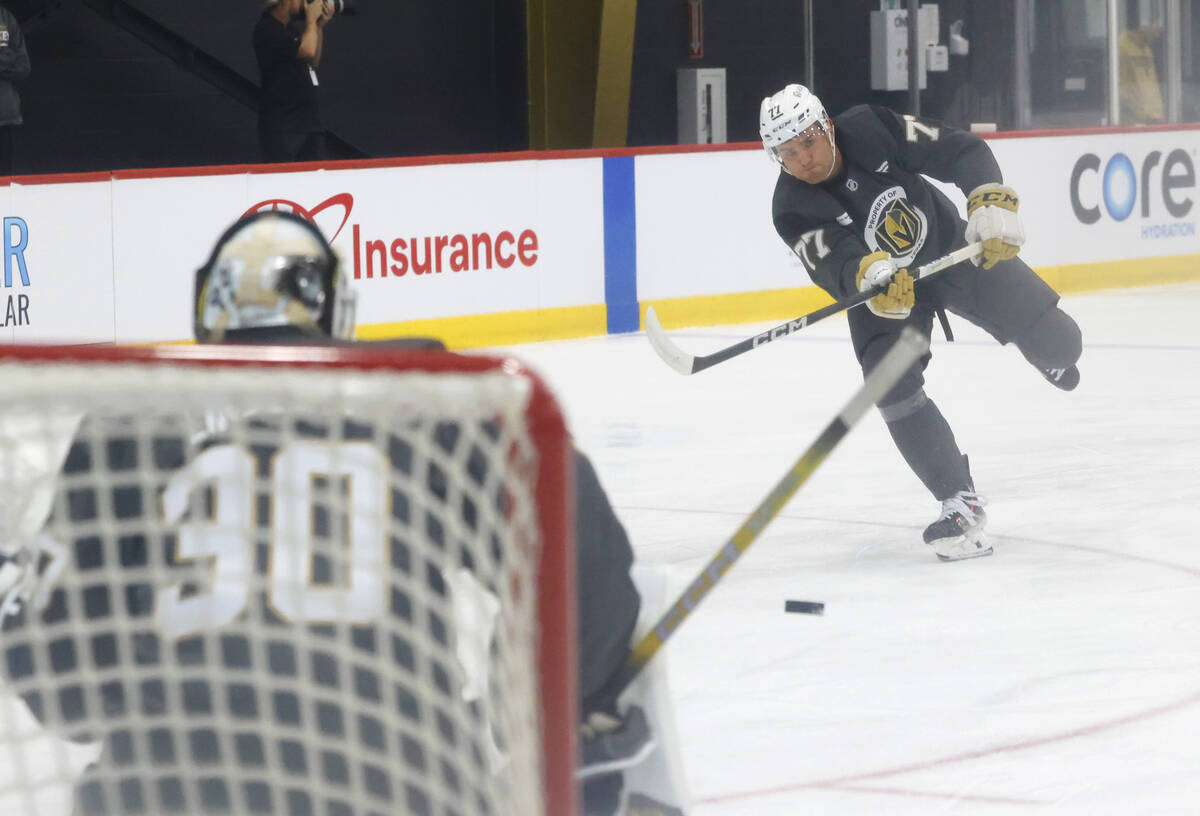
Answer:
[
  {"left": 965, "top": 183, "right": 1025, "bottom": 269},
  {"left": 856, "top": 251, "right": 914, "bottom": 320}
]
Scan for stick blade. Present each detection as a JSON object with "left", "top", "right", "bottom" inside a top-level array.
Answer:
[{"left": 644, "top": 306, "right": 697, "bottom": 375}]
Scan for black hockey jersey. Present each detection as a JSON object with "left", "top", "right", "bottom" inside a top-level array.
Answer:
[
  {"left": 772, "top": 105, "right": 1003, "bottom": 300},
  {"left": 1, "top": 410, "right": 517, "bottom": 816}
]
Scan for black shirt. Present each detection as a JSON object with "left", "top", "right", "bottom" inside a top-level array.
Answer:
[
  {"left": 253, "top": 13, "right": 320, "bottom": 134},
  {"left": 0, "top": 5, "right": 30, "bottom": 126},
  {"left": 771, "top": 105, "right": 1003, "bottom": 300},
  {"left": 2, "top": 411, "right": 513, "bottom": 815}
]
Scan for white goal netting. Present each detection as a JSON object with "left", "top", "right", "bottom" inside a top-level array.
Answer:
[{"left": 0, "top": 345, "right": 575, "bottom": 816}]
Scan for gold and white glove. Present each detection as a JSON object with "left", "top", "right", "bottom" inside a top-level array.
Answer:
[
  {"left": 856, "top": 251, "right": 914, "bottom": 320},
  {"left": 965, "top": 183, "right": 1025, "bottom": 269}
]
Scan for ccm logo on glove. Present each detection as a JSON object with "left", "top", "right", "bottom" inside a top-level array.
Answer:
[{"left": 965, "top": 183, "right": 1025, "bottom": 270}]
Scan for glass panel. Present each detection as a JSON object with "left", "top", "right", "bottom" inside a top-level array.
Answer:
[
  {"left": 1029, "top": 0, "right": 1111, "bottom": 127},
  {"left": 1025, "top": 0, "right": 1190, "bottom": 128},
  {"left": 1184, "top": 0, "right": 1200, "bottom": 119},
  {"left": 1117, "top": 0, "right": 1169, "bottom": 124}
]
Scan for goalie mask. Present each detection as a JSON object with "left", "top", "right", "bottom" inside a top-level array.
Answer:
[
  {"left": 194, "top": 210, "right": 356, "bottom": 343},
  {"left": 759, "top": 83, "right": 835, "bottom": 166}
]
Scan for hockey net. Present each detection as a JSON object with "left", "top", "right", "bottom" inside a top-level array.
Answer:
[{"left": 0, "top": 344, "right": 576, "bottom": 816}]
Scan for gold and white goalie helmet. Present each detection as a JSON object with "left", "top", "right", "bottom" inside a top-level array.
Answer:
[
  {"left": 194, "top": 210, "right": 356, "bottom": 343},
  {"left": 759, "top": 83, "right": 833, "bottom": 164}
]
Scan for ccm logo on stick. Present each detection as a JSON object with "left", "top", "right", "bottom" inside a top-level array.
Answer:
[{"left": 1069, "top": 150, "right": 1195, "bottom": 224}]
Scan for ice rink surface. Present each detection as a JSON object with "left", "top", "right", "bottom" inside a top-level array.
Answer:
[
  {"left": 493, "top": 282, "right": 1200, "bottom": 815},
  {"left": 1, "top": 283, "right": 1196, "bottom": 815}
]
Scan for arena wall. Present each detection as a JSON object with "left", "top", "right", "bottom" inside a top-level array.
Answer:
[{"left": 1, "top": 126, "right": 1197, "bottom": 346}]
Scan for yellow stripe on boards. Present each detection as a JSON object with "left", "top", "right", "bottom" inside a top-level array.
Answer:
[
  {"left": 641, "top": 253, "right": 1200, "bottom": 334},
  {"left": 304, "top": 254, "right": 1200, "bottom": 351},
  {"left": 639, "top": 287, "right": 835, "bottom": 331},
  {"left": 1036, "top": 253, "right": 1200, "bottom": 295},
  {"left": 356, "top": 304, "right": 607, "bottom": 350}
]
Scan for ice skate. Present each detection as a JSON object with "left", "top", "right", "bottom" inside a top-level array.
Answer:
[
  {"left": 1040, "top": 364, "right": 1079, "bottom": 391},
  {"left": 579, "top": 706, "right": 657, "bottom": 816},
  {"left": 578, "top": 705, "right": 655, "bottom": 779},
  {"left": 924, "top": 490, "right": 992, "bottom": 561},
  {"left": 627, "top": 792, "right": 686, "bottom": 815}
]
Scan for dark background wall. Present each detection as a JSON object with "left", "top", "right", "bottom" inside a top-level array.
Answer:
[
  {"left": 16, "top": 0, "right": 258, "bottom": 174},
  {"left": 628, "top": 1, "right": 807, "bottom": 147},
  {"left": 4, "top": 0, "right": 1034, "bottom": 174},
  {"left": 628, "top": 0, "right": 1014, "bottom": 146},
  {"left": 526, "top": 0, "right": 606, "bottom": 149},
  {"left": 8, "top": 0, "right": 527, "bottom": 175}
]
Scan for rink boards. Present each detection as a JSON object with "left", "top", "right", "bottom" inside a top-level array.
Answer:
[{"left": 0, "top": 126, "right": 1197, "bottom": 345}]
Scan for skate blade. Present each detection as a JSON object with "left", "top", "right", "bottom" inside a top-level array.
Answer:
[
  {"left": 932, "top": 534, "right": 993, "bottom": 562},
  {"left": 576, "top": 738, "right": 657, "bottom": 779}
]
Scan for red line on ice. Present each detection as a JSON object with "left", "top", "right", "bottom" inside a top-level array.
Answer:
[{"left": 694, "top": 534, "right": 1200, "bottom": 808}]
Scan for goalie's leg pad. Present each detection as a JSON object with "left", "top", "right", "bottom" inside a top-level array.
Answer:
[{"left": 614, "top": 565, "right": 691, "bottom": 814}]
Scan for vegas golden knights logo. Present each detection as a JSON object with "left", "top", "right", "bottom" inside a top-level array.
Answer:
[{"left": 875, "top": 198, "right": 922, "bottom": 256}]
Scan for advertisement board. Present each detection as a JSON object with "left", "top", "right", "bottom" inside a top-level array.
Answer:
[
  {"left": 0, "top": 125, "right": 1196, "bottom": 347},
  {"left": 2, "top": 178, "right": 115, "bottom": 344},
  {"left": 635, "top": 150, "right": 799, "bottom": 301},
  {"left": 111, "top": 173, "right": 252, "bottom": 343},
  {"left": 636, "top": 127, "right": 1200, "bottom": 309},
  {"left": 990, "top": 130, "right": 1200, "bottom": 268},
  {"left": 103, "top": 157, "right": 606, "bottom": 343}
]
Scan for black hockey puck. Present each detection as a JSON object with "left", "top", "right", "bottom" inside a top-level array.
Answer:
[{"left": 784, "top": 600, "right": 825, "bottom": 615}]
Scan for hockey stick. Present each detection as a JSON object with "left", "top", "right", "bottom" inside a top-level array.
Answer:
[
  {"left": 645, "top": 241, "right": 982, "bottom": 375},
  {"left": 610, "top": 326, "right": 929, "bottom": 696}
]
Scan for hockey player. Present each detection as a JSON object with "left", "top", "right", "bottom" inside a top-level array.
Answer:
[
  {"left": 760, "top": 84, "right": 1083, "bottom": 561},
  {"left": 0, "top": 211, "right": 681, "bottom": 815},
  {"left": 196, "top": 212, "right": 681, "bottom": 814}
]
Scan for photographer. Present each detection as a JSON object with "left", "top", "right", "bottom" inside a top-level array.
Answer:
[
  {"left": 253, "top": 0, "right": 333, "bottom": 163},
  {"left": 0, "top": 3, "right": 30, "bottom": 175}
]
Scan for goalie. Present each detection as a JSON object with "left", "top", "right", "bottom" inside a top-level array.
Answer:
[
  {"left": 761, "top": 84, "right": 1083, "bottom": 562},
  {"left": 0, "top": 211, "right": 686, "bottom": 815}
]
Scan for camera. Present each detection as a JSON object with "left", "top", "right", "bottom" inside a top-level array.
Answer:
[{"left": 308, "top": 0, "right": 357, "bottom": 15}]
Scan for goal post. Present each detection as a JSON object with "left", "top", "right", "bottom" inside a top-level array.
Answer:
[{"left": 0, "top": 343, "right": 578, "bottom": 816}]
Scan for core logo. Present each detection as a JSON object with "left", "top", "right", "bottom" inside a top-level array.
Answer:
[
  {"left": 1069, "top": 149, "right": 1195, "bottom": 225},
  {"left": 243, "top": 194, "right": 541, "bottom": 280},
  {"left": 1, "top": 216, "right": 30, "bottom": 328}
]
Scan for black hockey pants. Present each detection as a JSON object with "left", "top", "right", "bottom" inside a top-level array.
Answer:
[
  {"left": 574, "top": 448, "right": 640, "bottom": 717},
  {"left": 849, "top": 244, "right": 1082, "bottom": 500}
]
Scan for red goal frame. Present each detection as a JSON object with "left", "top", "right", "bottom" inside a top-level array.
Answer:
[{"left": 0, "top": 342, "right": 579, "bottom": 816}]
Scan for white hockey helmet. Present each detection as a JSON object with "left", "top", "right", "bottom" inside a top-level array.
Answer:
[
  {"left": 759, "top": 83, "right": 833, "bottom": 164},
  {"left": 194, "top": 210, "right": 356, "bottom": 343}
]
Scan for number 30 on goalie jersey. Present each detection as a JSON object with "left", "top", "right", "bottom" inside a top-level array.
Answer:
[
  {"left": 154, "top": 441, "right": 391, "bottom": 639},
  {"left": 149, "top": 435, "right": 511, "bottom": 770}
]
